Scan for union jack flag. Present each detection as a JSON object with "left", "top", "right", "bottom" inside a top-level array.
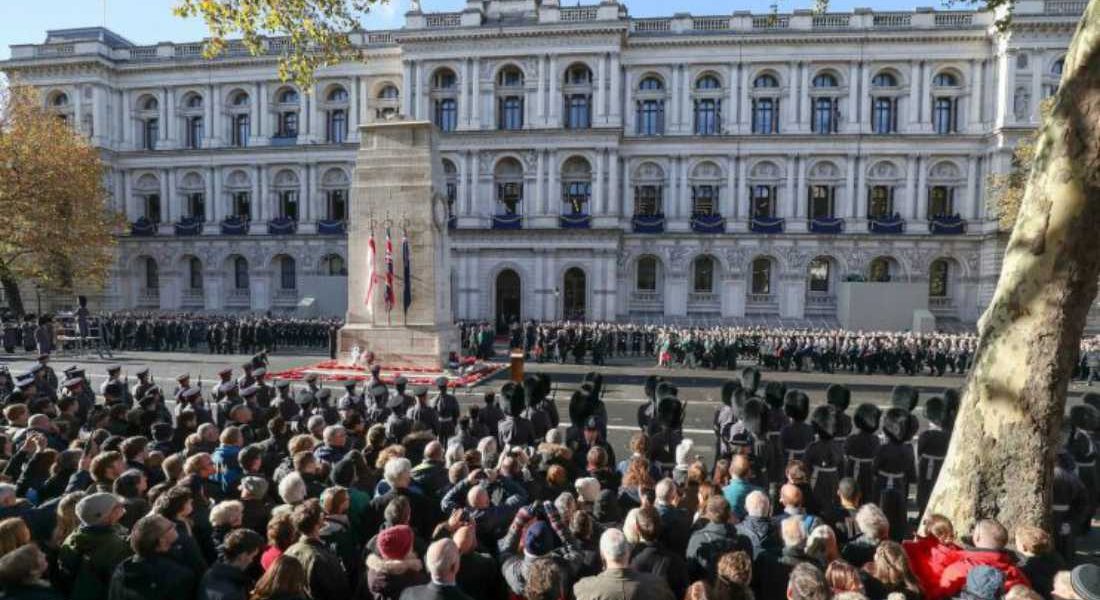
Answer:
[
  {"left": 364, "top": 231, "right": 376, "bottom": 314},
  {"left": 384, "top": 227, "right": 395, "bottom": 312}
]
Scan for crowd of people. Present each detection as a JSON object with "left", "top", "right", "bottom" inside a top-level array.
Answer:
[{"left": 0, "top": 350, "right": 1095, "bottom": 600}]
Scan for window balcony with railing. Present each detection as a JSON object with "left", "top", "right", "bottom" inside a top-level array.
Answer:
[
  {"left": 181, "top": 288, "right": 204, "bottom": 306},
  {"left": 805, "top": 292, "right": 837, "bottom": 315},
  {"left": 630, "top": 290, "right": 664, "bottom": 313},
  {"left": 688, "top": 292, "right": 721, "bottom": 313},
  {"left": 138, "top": 288, "right": 160, "bottom": 306},
  {"left": 273, "top": 289, "right": 299, "bottom": 304},
  {"left": 227, "top": 288, "right": 251, "bottom": 305}
]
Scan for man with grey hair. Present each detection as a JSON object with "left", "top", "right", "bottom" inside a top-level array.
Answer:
[
  {"left": 786, "top": 562, "right": 830, "bottom": 600},
  {"left": 653, "top": 478, "right": 691, "bottom": 555},
  {"left": 572, "top": 528, "right": 675, "bottom": 600},
  {"left": 397, "top": 538, "right": 475, "bottom": 600},
  {"left": 369, "top": 457, "right": 441, "bottom": 540},
  {"left": 840, "top": 503, "right": 889, "bottom": 566},
  {"left": 314, "top": 424, "right": 347, "bottom": 465},
  {"left": 737, "top": 490, "right": 781, "bottom": 559}
]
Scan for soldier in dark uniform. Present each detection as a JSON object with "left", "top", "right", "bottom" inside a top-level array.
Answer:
[
  {"left": 497, "top": 382, "right": 535, "bottom": 450},
  {"left": 252, "top": 367, "right": 273, "bottom": 409},
  {"left": 101, "top": 365, "right": 132, "bottom": 407},
  {"left": 431, "top": 377, "right": 459, "bottom": 446},
  {"left": 173, "top": 373, "right": 193, "bottom": 404},
  {"left": 30, "top": 363, "right": 57, "bottom": 404},
  {"left": 521, "top": 376, "right": 551, "bottom": 441},
  {"left": 313, "top": 388, "right": 339, "bottom": 425},
  {"left": 535, "top": 373, "right": 559, "bottom": 429},
  {"left": 213, "top": 367, "right": 234, "bottom": 403},
  {"left": 1054, "top": 420, "right": 1090, "bottom": 561},
  {"left": 215, "top": 381, "right": 241, "bottom": 428},
  {"left": 478, "top": 392, "right": 505, "bottom": 438},
  {"left": 178, "top": 386, "right": 212, "bottom": 424},
  {"left": 238, "top": 361, "right": 256, "bottom": 391},
  {"left": 780, "top": 390, "right": 813, "bottom": 467},
  {"left": 874, "top": 407, "right": 917, "bottom": 541},
  {"left": 365, "top": 383, "right": 392, "bottom": 425},
  {"left": 271, "top": 380, "right": 299, "bottom": 421},
  {"left": 35, "top": 354, "right": 58, "bottom": 393},
  {"left": 1068, "top": 403, "right": 1099, "bottom": 530},
  {"left": 762, "top": 381, "right": 789, "bottom": 491},
  {"left": 132, "top": 368, "right": 155, "bottom": 405},
  {"left": 291, "top": 389, "right": 315, "bottom": 433},
  {"left": 804, "top": 405, "right": 845, "bottom": 516},
  {"left": 338, "top": 382, "right": 361, "bottom": 414},
  {"left": 825, "top": 384, "right": 853, "bottom": 445},
  {"left": 637, "top": 375, "right": 662, "bottom": 434},
  {"left": 384, "top": 389, "right": 412, "bottom": 444},
  {"left": 392, "top": 376, "right": 413, "bottom": 412},
  {"left": 889, "top": 385, "right": 922, "bottom": 449},
  {"left": 916, "top": 396, "right": 952, "bottom": 514},
  {"left": 845, "top": 403, "right": 881, "bottom": 503},
  {"left": 714, "top": 379, "right": 741, "bottom": 459},
  {"left": 407, "top": 385, "right": 440, "bottom": 436}
]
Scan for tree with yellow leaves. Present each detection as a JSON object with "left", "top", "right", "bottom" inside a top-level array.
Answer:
[{"left": 0, "top": 85, "right": 125, "bottom": 315}]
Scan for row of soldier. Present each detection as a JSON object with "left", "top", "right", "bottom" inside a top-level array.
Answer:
[{"left": 705, "top": 365, "right": 1100, "bottom": 562}]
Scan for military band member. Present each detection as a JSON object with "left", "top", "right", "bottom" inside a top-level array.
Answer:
[
  {"left": 762, "top": 381, "right": 789, "bottom": 489},
  {"left": 521, "top": 376, "right": 552, "bottom": 441},
  {"left": 780, "top": 390, "right": 813, "bottom": 467},
  {"left": 715, "top": 379, "right": 741, "bottom": 458},
  {"left": 497, "top": 382, "right": 535, "bottom": 450}
]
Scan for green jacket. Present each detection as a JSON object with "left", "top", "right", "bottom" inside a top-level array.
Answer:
[{"left": 58, "top": 525, "right": 132, "bottom": 600}]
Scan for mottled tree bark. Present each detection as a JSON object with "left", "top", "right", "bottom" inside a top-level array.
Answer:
[{"left": 924, "top": 3, "right": 1100, "bottom": 533}]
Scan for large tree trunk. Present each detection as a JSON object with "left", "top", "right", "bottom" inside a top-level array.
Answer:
[
  {"left": 0, "top": 273, "right": 25, "bottom": 318},
  {"left": 923, "top": 3, "right": 1100, "bottom": 534}
]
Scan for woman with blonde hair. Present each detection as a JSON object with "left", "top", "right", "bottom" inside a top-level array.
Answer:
[
  {"left": 825, "top": 560, "right": 865, "bottom": 595},
  {"left": 50, "top": 491, "right": 86, "bottom": 548},
  {"left": 0, "top": 518, "right": 32, "bottom": 558},
  {"left": 250, "top": 554, "right": 309, "bottom": 600},
  {"left": 694, "top": 480, "right": 716, "bottom": 523},
  {"left": 714, "top": 550, "right": 754, "bottom": 599},
  {"left": 862, "top": 540, "right": 922, "bottom": 600}
]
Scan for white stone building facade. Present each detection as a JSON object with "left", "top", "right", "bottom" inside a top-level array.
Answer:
[{"left": 0, "top": 0, "right": 1083, "bottom": 327}]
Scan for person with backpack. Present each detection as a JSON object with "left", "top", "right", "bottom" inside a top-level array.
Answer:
[{"left": 57, "top": 493, "right": 131, "bottom": 600}]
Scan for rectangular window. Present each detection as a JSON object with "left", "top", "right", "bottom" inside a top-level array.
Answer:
[
  {"left": 233, "top": 192, "right": 251, "bottom": 220},
  {"left": 637, "top": 100, "right": 664, "bottom": 136},
  {"left": 694, "top": 99, "right": 720, "bottom": 135},
  {"left": 327, "top": 190, "right": 347, "bottom": 221},
  {"left": 634, "top": 185, "right": 662, "bottom": 216},
  {"left": 752, "top": 98, "right": 778, "bottom": 134},
  {"left": 497, "top": 182, "right": 522, "bottom": 214},
  {"left": 187, "top": 193, "right": 205, "bottom": 221},
  {"left": 327, "top": 110, "right": 347, "bottom": 143},
  {"left": 232, "top": 114, "right": 250, "bottom": 147},
  {"left": 445, "top": 183, "right": 456, "bottom": 217},
  {"left": 929, "top": 186, "right": 955, "bottom": 217},
  {"left": 187, "top": 116, "right": 204, "bottom": 149},
  {"left": 933, "top": 97, "right": 956, "bottom": 134},
  {"left": 809, "top": 185, "right": 834, "bottom": 219},
  {"left": 812, "top": 98, "right": 837, "bottom": 134},
  {"left": 692, "top": 185, "right": 717, "bottom": 216},
  {"left": 145, "top": 194, "right": 161, "bottom": 223},
  {"left": 566, "top": 95, "right": 591, "bottom": 129},
  {"left": 498, "top": 96, "right": 523, "bottom": 130},
  {"left": 279, "top": 190, "right": 299, "bottom": 220},
  {"left": 278, "top": 112, "right": 298, "bottom": 137},
  {"left": 564, "top": 181, "right": 591, "bottom": 214},
  {"left": 868, "top": 186, "right": 893, "bottom": 219},
  {"left": 872, "top": 97, "right": 896, "bottom": 134},
  {"left": 435, "top": 99, "right": 457, "bottom": 132},
  {"left": 809, "top": 261, "right": 830, "bottom": 293},
  {"left": 751, "top": 185, "right": 775, "bottom": 218},
  {"left": 143, "top": 118, "right": 158, "bottom": 150}
]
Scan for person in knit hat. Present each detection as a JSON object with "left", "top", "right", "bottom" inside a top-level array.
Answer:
[
  {"left": 499, "top": 501, "right": 586, "bottom": 597},
  {"left": 363, "top": 524, "right": 427, "bottom": 600},
  {"left": 57, "top": 493, "right": 131, "bottom": 600},
  {"left": 239, "top": 476, "right": 273, "bottom": 534}
]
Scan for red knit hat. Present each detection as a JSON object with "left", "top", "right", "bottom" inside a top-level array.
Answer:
[{"left": 377, "top": 525, "right": 414, "bottom": 560}]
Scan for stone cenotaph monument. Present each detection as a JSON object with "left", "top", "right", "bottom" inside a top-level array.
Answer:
[{"left": 338, "top": 120, "right": 458, "bottom": 368}]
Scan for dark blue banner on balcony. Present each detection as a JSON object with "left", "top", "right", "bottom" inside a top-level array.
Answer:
[
  {"left": 130, "top": 217, "right": 157, "bottom": 237},
  {"left": 929, "top": 217, "right": 967, "bottom": 235},
  {"left": 809, "top": 217, "right": 844, "bottom": 234},
  {"left": 492, "top": 214, "right": 523, "bottom": 230},
  {"left": 174, "top": 218, "right": 203, "bottom": 236},
  {"left": 317, "top": 219, "right": 347, "bottom": 235},
  {"left": 632, "top": 214, "right": 665, "bottom": 233},
  {"left": 267, "top": 217, "right": 297, "bottom": 235},
  {"left": 691, "top": 214, "right": 726, "bottom": 234},
  {"left": 749, "top": 216, "right": 785, "bottom": 234},
  {"left": 868, "top": 217, "right": 905, "bottom": 234},
  {"left": 560, "top": 213, "right": 591, "bottom": 229},
  {"left": 220, "top": 217, "right": 250, "bottom": 236}
]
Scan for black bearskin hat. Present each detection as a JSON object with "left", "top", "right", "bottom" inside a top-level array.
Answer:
[
  {"left": 742, "top": 398, "right": 767, "bottom": 437},
  {"left": 655, "top": 381, "right": 673, "bottom": 401},
  {"left": 644, "top": 375, "right": 661, "bottom": 401},
  {"left": 1070, "top": 404, "right": 1100, "bottom": 432},
  {"left": 536, "top": 373, "right": 552, "bottom": 399},
  {"left": 783, "top": 390, "right": 810, "bottom": 422},
  {"left": 763, "top": 381, "right": 787, "bottom": 410},
  {"left": 657, "top": 394, "right": 681, "bottom": 425},
  {"left": 924, "top": 396, "right": 947, "bottom": 428},
  {"left": 1083, "top": 392, "right": 1100, "bottom": 413},
  {"left": 568, "top": 391, "right": 590, "bottom": 425},
  {"left": 740, "top": 367, "right": 761, "bottom": 395},
  {"left": 883, "top": 407, "right": 913, "bottom": 443},
  {"left": 523, "top": 376, "right": 541, "bottom": 407},
  {"left": 584, "top": 372, "right": 604, "bottom": 399},
  {"left": 826, "top": 384, "right": 851, "bottom": 412},
  {"left": 811, "top": 405, "right": 838, "bottom": 440},
  {"left": 502, "top": 382, "right": 526, "bottom": 418},
  {"left": 721, "top": 380, "right": 742, "bottom": 407},
  {"left": 891, "top": 385, "right": 919, "bottom": 412},
  {"left": 854, "top": 403, "right": 882, "bottom": 434}
]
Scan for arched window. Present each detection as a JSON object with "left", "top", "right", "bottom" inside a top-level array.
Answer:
[
  {"left": 188, "top": 257, "right": 203, "bottom": 290},
  {"left": 690, "top": 161, "right": 722, "bottom": 217},
  {"left": 137, "top": 95, "right": 159, "bottom": 150},
  {"left": 932, "top": 72, "right": 959, "bottom": 134},
  {"left": 321, "top": 168, "right": 350, "bottom": 221},
  {"left": 278, "top": 255, "right": 297, "bottom": 290},
  {"left": 494, "top": 158, "right": 524, "bottom": 215},
  {"left": 636, "top": 256, "right": 658, "bottom": 292},
  {"left": 186, "top": 94, "right": 203, "bottom": 109},
  {"left": 929, "top": 259, "right": 950, "bottom": 298},
  {"left": 181, "top": 93, "right": 204, "bottom": 149},
  {"left": 751, "top": 185, "right": 775, "bottom": 218},
  {"left": 180, "top": 172, "right": 206, "bottom": 222},
  {"left": 233, "top": 256, "right": 249, "bottom": 290},
  {"left": 751, "top": 74, "right": 780, "bottom": 134},
  {"left": 561, "top": 157, "right": 592, "bottom": 215},
  {"left": 144, "top": 257, "right": 159, "bottom": 291},
  {"left": 929, "top": 186, "right": 954, "bottom": 218},
  {"left": 1045, "top": 58, "right": 1066, "bottom": 97},
  {"left": 636, "top": 76, "right": 665, "bottom": 136},
  {"left": 279, "top": 89, "right": 299, "bottom": 104},
  {"left": 432, "top": 69, "right": 459, "bottom": 132},
  {"left": 808, "top": 257, "right": 831, "bottom": 293},
  {"left": 692, "top": 256, "right": 715, "bottom": 293},
  {"left": 229, "top": 91, "right": 251, "bottom": 147},
  {"left": 324, "top": 86, "right": 349, "bottom": 144},
  {"left": 869, "top": 257, "right": 892, "bottom": 282},
  {"left": 142, "top": 96, "right": 159, "bottom": 111},
  {"left": 50, "top": 92, "right": 70, "bottom": 107},
  {"left": 564, "top": 64, "right": 593, "bottom": 129},
  {"left": 751, "top": 259, "right": 771, "bottom": 295},
  {"left": 871, "top": 72, "right": 899, "bottom": 134},
  {"left": 433, "top": 69, "right": 457, "bottom": 89},
  {"left": 811, "top": 72, "right": 839, "bottom": 134},
  {"left": 328, "top": 87, "right": 348, "bottom": 102},
  {"left": 693, "top": 74, "right": 722, "bottom": 136},
  {"left": 379, "top": 85, "right": 399, "bottom": 99}
]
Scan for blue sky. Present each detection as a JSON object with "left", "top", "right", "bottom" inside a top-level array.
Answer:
[{"left": 0, "top": 0, "right": 948, "bottom": 60}]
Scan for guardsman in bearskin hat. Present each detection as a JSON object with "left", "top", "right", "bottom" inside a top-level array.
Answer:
[
  {"left": 875, "top": 407, "right": 917, "bottom": 541},
  {"left": 521, "top": 375, "right": 552, "bottom": 440},
  {"left": 383, "top": 386, "right": 412, "bottom": 444},
  {"left": 826, "top": 384, "right": 853, "bottom": 444},
  {"left": 650, "top": 385, "right": 684, "bottom": 470},
  {"left": 1068, "top": 403, "right": 1099, "bottom": 530},
  {"left": 916, "top": 396, "right": 951, "bottom": 514},
  {"left": 762, "top": 381, "right": 789, "bottom": 489},
  {"left": 638, "top": 374, "right": 662, "bottom": 433},
  {"left": 477, "top": 391, "right": 505, "bottom": 439},
  {"left": 804, "top": 405, "right": 845, "bottom": 515},
  {"left": 1054, "top": 419, "right": 1090, "bottom": 561},
  {"left": 535, "top": 373, "right": 558, "bottom": 428},
  {"left": 714, "top": 379, "right": 742, "bottom": 458},
  {"left": 431, "top": 376, "right": 460, "bottom": 446},
  {"left": 845, "top": 403, "right": 881, "bottom": 507},
  {"left": 566, "top": 389, "right": 592, "bottom": 449},
  {"left": 497, "top": 382, "right": 535, "bottom": 450},
  {"left": 889, "top": 385, "right": 921, "bottom": 448},
  {"left": 780, "top": 390, "right": 813, "bottom": 466}
]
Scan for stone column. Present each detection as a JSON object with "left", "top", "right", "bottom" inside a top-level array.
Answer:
[
  {"left": 595, "top": 53, "right": 607, "bottom": 125},
  {"left": 909, "top": 61, "right": 921, "bottom": 130},
  {"left": 122, "top": 171, "right": 133, "bottom": 220},
  {"left": 737, "top": 157, "right": 748, "bottom": 225},
  {"left": 799, "top": 63, "right": 811, "bottom": 130},
  {"left": 680, "top": 65, "right": 691, "bottom": 133},
  {"left": 1001, "top": 51, "right": 1016, "bottom": 126},
  {"left": 724, "top": 275, "right": 747, "bottom": 318},
  {"left": 258, "top": 165, "right": 268, "bottom": 222},
  {"left": 795, "top": 155, "right": 807, "bottom": 219},
  {"left": 669, "top": 67, "right": 679, "bottom": 132},
  {"left": 165, "top": 168, "right": 176, "bottom": 225},
  {"left": 727, "top": 64, "right": 738, "bottom": 134},
  {"left": 205, "top": 168, "right": 216, "bottom": 224},
  {"left": 162, "top": 87, "right": 173, "bottom": 144},
  {"left": 784, "top": 156, "right": 796, "bottom": 220},
  {"left": 624, "top": 69, "right": 635, "bottom": 135},
  {"left": 970, "top": 59, "right": 984, "bottom": 128},
  {"left": 547, "top": 150, "right": 559, "bottom": 219},
  {"left": 740, "top": 65, "right": 751, "bottom": 131},
  {"left": 915, "top": 155, "right": 928, "bottom": 221},
  {"left": 848, "top": 61, "right": 860, "bottom": 127},
  {"left": 920, "top": 62, "right": 933, "bottom": 127},
  {"left": 205, "top": 85, "right": 216, "bottom": 147},
  {"left": 158, "top": 171, "right": 169, "bottom": 230},
  {"left": 724, "top": 156, "right": 736, "bottom": 219},
  {"left": 844, "top": 156, "right": 856, "bottom": 219},
  {"left": 855, "top": 159, "right": 867, "bottom": 219},
  {"left": 255, "top": 83, "right": 268, "bottom": 142},
  {"left": 349, "top": 76, "right": 361, "bottom": 141},
  {"left": 460, "top": 60, "right": 471, "bottom": 128},
  {"left": 123, "top": 90, "right": 134, "bottom": 149},
  {"left": 860, "top": 63, "right": 872, "bottom": 134},
  {"left": 664, "top": 273, "right": 687, "bottom": 317},
  {"left": 1030, "top": 54, "right": 1043, "bottom": 124},
  {"left": 401, "top": 61, "right": 413, "bottom": 116},
  {"left": 536, "top": 55, "right": 547, "bottom": 126},
  {"left": 905, "top": 155, "right": 918, "bottom": 221},
  {"left": 622, "top": 158, "right": 632, "bottom": 218},
  {"left": 609, "top": 53, "right": 621, "bottom": 124},
  {"left": 547, "top": 55, "right": 558, "bottom": 125},
  {"left": 251, "top": 166, "right": 262, "bottom": 226},
  {"left": 535, "top": 150, "right": 545, "bottom": 216},
  {"left": 608, "top": 149, "right": 620, "bottom": 217},
  {"left": 965, "top": 155, "right": 979, "bottom": 220},
  {"left": 593, "top": 149, "right": 605, "bottom": 215}
]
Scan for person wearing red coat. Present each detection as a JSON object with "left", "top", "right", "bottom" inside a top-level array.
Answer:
[
  {"left": 902, "top": 515, "right": 961, "bottom": 597},
  {"left": 934, "top": 519, "right": 1030, "bottom": 599}
]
